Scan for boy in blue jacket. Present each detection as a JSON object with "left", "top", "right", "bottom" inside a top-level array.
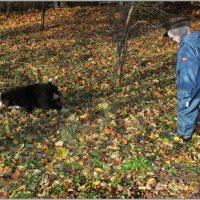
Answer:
[{"left": 162, "top": 17, "right": 200, "bottom": 141}]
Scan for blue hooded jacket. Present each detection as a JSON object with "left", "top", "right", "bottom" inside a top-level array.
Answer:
[{"left": 176, "top": 31, "right": 200, "bottom": 100}]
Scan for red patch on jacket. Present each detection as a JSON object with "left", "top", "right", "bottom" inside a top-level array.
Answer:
[{"left": 182, "top": 57, "right": 188, "bottom": 62}]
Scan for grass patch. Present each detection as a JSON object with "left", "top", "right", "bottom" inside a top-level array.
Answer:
[
  {"left": 185, "top": 163, "right": 200, "bottom": 175},
  {"left": 49, "top": 184, "right": 65, "bottom": 195},
  {"left": 11, "top": 191, "right": 34, "bottom": 198},
  {"left": 121, "top": 156, "right": 152, "bottom": 172},
  {"left": 91, "top": 151, "right": 104, "bottom": 168}
]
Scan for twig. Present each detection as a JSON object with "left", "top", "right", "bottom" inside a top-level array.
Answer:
[
  {"left": 145, "top": 6, "right": 176, "bottom": 17},
  {"left": 129, "top": 20, "right": 159, "bottom": 30}
]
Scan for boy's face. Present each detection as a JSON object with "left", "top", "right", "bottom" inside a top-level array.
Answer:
[
  {"left": 167, "top": 26, "right": 190, "bottom": 43},
  {"left": 168, "top": 29, "right": 182, "bottom": 43}
]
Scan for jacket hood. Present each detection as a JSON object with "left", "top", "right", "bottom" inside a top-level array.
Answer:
[{"left": 182, "top": 31, "right": 200, "bottom": 48}]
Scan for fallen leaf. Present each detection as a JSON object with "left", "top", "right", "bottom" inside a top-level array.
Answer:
[
  {"left": 155, "top": 186, "right": 165, "bottom": 191},
  {"left": 93, "top": 180, "right": 101, "bottom": 186},
  {"left": 0, "top": 179, "right": 10, "bottom": 187},
  {"left": 11, "top": 170, "right": 20, "bottom": 179},
  {"left": 55, "top": 141, "right": 64, "bottom": 147},
  {"left": 56, "top": 147, "right": 69, "bottom": 160},
  {"left": 82, "top": 167, "right": 91, "bottom": 176},
  {"left": 147, "top": 178, "right": 157, "bottom": 186},
  {"left": 79, "top": 113, "right": 89, "bottom": 120}
]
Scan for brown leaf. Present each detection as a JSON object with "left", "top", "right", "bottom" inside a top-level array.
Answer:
[
  {"left": 104, "top": 128, "right": 117, "bottom": 136},
  {"left": 121, "top": 138, "right": 128, "bottom": 144},
  {"left": 0, "top": 179, "right": 10, "bottom": 187},
  {"left": 117, "top": 184, "right": 124, "bottom": 192},
  {"left": 153, "top": 91, "right": 162, "bottom": 97},
  {"left": 155, "top": 186, "right": 165, "bottom": 191},
  {"left": 11, "top": 170, "right": 20, "bottom": 179},
  {"left": 0, "top": 190, "right": 8, "bottom": 198},
  {"left": 11, "top": 108, "right": 20, "bottom": 115},
  {"left": 16, "top": 126, "right": 22, "bottom": 132}
]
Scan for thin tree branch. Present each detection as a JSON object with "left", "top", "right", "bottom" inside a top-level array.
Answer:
[
  {"left": 144, "top": 6, "right": 176, "bottom": 17},
  {"left": 117, "top": 3, "right": 134, "bottom": 84},
  {"left": 129, "top": 20, "right": 159, "bottom": 30}
]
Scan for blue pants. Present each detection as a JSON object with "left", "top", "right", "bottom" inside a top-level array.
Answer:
[{"left": 177, "top": 93, "right": 200, "bottom": 136}]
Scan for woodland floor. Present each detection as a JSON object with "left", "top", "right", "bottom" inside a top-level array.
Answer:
[{"left": 0, "top": 5, "right": 200, "bottom": 198}]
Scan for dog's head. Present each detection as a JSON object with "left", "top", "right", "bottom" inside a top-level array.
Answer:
[
  {"left": 1, "top": 89, "right": 13, "bottom": 107},
  {"left": 47, "top": 82, "right": 63, "bottom": 110}
]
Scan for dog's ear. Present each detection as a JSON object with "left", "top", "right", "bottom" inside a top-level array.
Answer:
[
  {"left": 1, "top": 89, "right": 12, "bottom": 106},
  {"left": 1, "top": 89, "right": 9, "bottom": 97},
  {"left": 47, "top": 82, "right": 53, "bottom": 86},
  {"left": 53, "top": 93, "right": 60, "bottom": 100},
  {"left": 46, "top": 82, "right": 53, "bottom": 92},
  {"left": 2, "top": 88, "right": 9, "bottom": 93}
]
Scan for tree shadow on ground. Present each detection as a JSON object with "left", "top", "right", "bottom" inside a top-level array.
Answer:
[{"left": 0, "top": 58, "right": 176, "bottom": 152}]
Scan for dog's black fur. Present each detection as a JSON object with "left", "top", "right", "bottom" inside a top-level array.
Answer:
[{"left": 1, "top": 82, "right": 62, "bottom": 113}]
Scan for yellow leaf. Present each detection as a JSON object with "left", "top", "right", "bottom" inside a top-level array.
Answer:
[
  {"left": 50, "top": 194, "right": 58, "bottom": 199},
  {"left": 106, "top": 146, "right": 120, "bottom": 151},
  {"left": 82, "top": 167, "right": 91, "bottom": 176},
  {"left": 94, "top": 168, "right": 103, "bottom": 173},
  {"left": 65, "top": 159, "right": 71, "bottom": 165},
  {"left": 3, "top": 166, "right": 11, "bottom": 174},
  {"left": 0, "top": 61, "right": 6, "bottom": 65},
  {"left": 100, "top": 182, "right": 107, "bottom": 187},
  {"left": 138, "top": 186, "right": 148, "bottom": 190},
  {"left": 173, "top": 136, "right": 180, "bottom": 142},
  {"left": 165, "top": 160, "right": 170, "bottom": 165},
  {"left": 43, "top": 76, "right": 49, "bottom": 81},
  {"left": 4, "top": 120, "right": 9, "bottom": 125},
  {"left": 159, "top": 149, "right": 165, "bottom": 155},
  {"left": 81, "top": 80, "right": 86, "bottom": 85},
  {"left": 189, "top": 147, "right": 195, "bottom": 152},
  {"left": 78, "top": 161, "right": 84, "bottom": 167},
  {"left": 78, "top": 184, "right": 86, "bottom": 191},
  {"left": 96, "top": 102, "right": 109, "bottom": 111},
  {"left": 93, "top": 181, "right": 101, "bottom": 186},
  {"left": 147, "top": 178, "right": 156, "bottom": 186},
  {"left": 13, "top": 139, "right": 18, "bottom": 144},
  {"left": 40, "top": 143, "right": 48, "bottom": 151},
  {"left": 79, "top": 113, "right": 89, "bottom": 120},
  {"left": 56, "top": 147, "right": 69, "bottom": 160},
  {"left": 101, "top": 83, "right": 110, "bottom": 89}
]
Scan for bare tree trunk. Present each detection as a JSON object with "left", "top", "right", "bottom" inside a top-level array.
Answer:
[
  {"left": 54, "top": 1, "right": 59, "bottom": 9},
  {"left": 108, "top": 2, "right": 112, "bottom": 23},
  {"left": 6, "top": 2, "right": 11, "bottom": 17},
  {"left": 117, "top": 3, "right": 134, "bottom": 85},
  {"left": 40, "top": 2, "right": 46, "bottom": 31},
  {"left": 20, "top": 2, "right": 23, "bottom": 14},
  {"left": 124, "top": 2, "right": 129, "bottom": 22}
]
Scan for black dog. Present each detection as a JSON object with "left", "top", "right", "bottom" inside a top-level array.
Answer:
[{"left": 0, "top": 82, "right": 62, "bottom": 113}]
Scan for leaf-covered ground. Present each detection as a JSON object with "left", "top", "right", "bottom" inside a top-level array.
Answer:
[{"left": 0, "top": 6, "right": 200, "bottom": 198}]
